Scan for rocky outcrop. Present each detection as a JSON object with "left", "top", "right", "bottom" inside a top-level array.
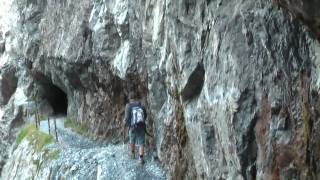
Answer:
[
  {"left": 1, "top": 0, "right": 320, "bottom": 179},
  {"left": 0, "top": 66, "right": 17, "bottom": 106},
  {"left": 1, "top": 140, "right": 49, "bottom": 180},
  {"left": 0, "top": 57, "right": 29, "bottom": 172},
  {"left": 0, "top": 88, "right": 26, "bottom": 173},
  {"left": 277, "top": 0, "right": 320, "bottom": 39}
]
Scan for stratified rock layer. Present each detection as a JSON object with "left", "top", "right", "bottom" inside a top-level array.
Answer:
[{"left": 1, "top": 0, "right": 320, "bottom": 179}]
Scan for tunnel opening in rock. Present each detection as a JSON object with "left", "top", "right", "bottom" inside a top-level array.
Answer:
[
  {"left": 34, "top": 73, "right": 68, "bottom": 115},
  {"left": 45, "top": 84, "right": 68, "bottom": 115}
]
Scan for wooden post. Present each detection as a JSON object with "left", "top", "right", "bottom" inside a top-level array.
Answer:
[
  {"left": 37, "top": 111, "right": 40, "bottom": 129},
  {"left": 48, "top": 116, "right": 51, "bottom": 134},
  {"left": 35, "top": 101, "right": 37, "bottom": 128},
  {"left": 26, "top": 100, "right": 29, "bottom": 121},
  {"left": 35, "top": 110, "right": 38, "bottom": 129},
  {"left": 54, "top": 117, "right": 58, "bottom": 142},
  {"left": 27, "top": 101, "right": 29, "bottom": 119}
]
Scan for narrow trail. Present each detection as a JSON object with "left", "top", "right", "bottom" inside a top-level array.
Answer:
[
  {"left": 39, "top": 117, "right": 166, "bottom": 180},
  {"left": 40, "top": 117, "right": 100, "bottom": 149}
]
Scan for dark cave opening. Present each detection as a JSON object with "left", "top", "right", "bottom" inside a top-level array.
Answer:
[
  {"left": 45, "top": 84, "right": 68, "bottom": 115},
  {"left": 34, "top": 72, "right": 68, "bottom": 115}
]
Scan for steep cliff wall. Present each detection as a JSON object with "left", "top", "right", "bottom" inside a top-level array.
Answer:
[{"left": 1, "top": 0, "right": 320, "bottom": 179}]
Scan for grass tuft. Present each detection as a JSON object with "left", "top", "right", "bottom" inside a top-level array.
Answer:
[
  {"left": 16, "top": 124, "right": 33, "bottom": 145},
  {"left": 16, "top": 124, "right": 60, "bottom": 174},
  {"left": 64, "top": 117, "right": 90, "bottom": 136},
  {"left": 16, "top": 124, "right": 54, "bottom": 152}
]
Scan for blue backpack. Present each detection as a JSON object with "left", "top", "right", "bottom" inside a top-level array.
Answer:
[{"left": 130, "top": 103, "right": 145, "bottom": 129}]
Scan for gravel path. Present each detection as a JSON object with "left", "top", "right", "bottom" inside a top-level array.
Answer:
[
  {"left": 40, "top": 117, "right": 100, "bottom": 149},
  {"left": 39, "top": 117, "right": 166, "bottom": 180}
]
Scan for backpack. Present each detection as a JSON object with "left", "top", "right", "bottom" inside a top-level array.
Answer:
[{"left": 130, "top": 103, "right": 145, "bottom": 129}]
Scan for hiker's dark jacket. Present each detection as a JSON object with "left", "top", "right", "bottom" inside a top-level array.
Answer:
[{"left": 125, "top": 100, "right": 147, "bottom": 128}]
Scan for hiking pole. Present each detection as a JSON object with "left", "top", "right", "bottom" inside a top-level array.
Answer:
[
  {"left": 144, "top": 127, "right": 153, "bottom": 138},
  {"left": 123, "top": 125, "right": 128, "bottom": 150},
  {"left": 123, "top": 125, "right": 125, "bottom": 144},
  {"left": 124, "top": 125, "right": 129, "bottom": 142},
  {"left": 145, "top": 130, "right": 153, "bottom": 137}
]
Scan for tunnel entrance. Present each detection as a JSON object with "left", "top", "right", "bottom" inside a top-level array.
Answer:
[
  {"left": 34, "top": 73, "right": 68, "bottom": 115},
  {"left": 45, "top": 83, "right": 68, "bottom": 115}
]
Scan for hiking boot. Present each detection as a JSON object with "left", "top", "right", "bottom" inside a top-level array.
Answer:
[{"left": 139, "top": 157, "right": 145, "bottom": 164}]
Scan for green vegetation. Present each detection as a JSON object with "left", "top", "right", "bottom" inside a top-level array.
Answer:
[
  {"left": 64, "top": 117, "right": 90, "bottom": 136},
  {"left": 302, "top": 105, "right": 310, "bottom": 146},
  {"left": 16, "top": 124, "right": 60, "bottom": 174},
  {"left": 16, "top": 124, "right": 32, "bottom": 145},
  {"left": 16, "top": 124, "right": 54, "bottom": 152},
  {"left": 40, "top": 115, "right": 48, "bottom": 121}
]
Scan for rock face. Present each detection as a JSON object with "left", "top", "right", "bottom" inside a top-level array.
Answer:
[
  {"left": 1, "top": 0, "right": 320, "bottom": 179},
  {"left": 0, "top": 66, "right": 18, "bottom": 106},
  {"left": 277, "top": 0, "right": 320, "bottom": 39},
  {"left": 1, "top": 140, "right": 47, "bottom": 180},
  {"left": 0, "top": 87, "right": 26, "bottom": 173}
]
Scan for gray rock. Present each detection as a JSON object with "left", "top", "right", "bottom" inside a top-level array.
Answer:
[
  {"left": 1, "top": 0, "right": 320, "bottom": 179},
  {"left": 277, "top": 0, "right": 320, "bottom": 39},
  {"left": 2, "top": 120, "right": 166, "bottom": 180},
  {"left": 0, "top": 66, "right": 17, "bottom": 106},
  {"left": 0, "top": 40, "right": 4, "bottom": 55},
  {"left": 0, "top": 90, "right": 26, "bottom": 173}
]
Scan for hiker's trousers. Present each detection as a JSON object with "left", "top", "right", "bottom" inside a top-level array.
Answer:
[{"left": 129, "top": 128, "right": 145, "bottom": 145}]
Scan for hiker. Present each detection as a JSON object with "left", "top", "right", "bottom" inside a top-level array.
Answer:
[{"left": 124, "top": 92, "right": 147, "bottom": 164}]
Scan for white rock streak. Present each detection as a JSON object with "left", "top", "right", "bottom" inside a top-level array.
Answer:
[{"left": 113, "top": 40, "right": 130, "bottom": 79}]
